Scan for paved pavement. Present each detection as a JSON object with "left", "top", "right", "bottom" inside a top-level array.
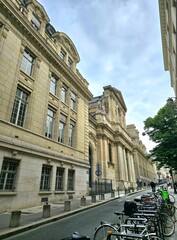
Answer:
[{"left": 0, "top": 188, "right": 176, "bottom": 240}]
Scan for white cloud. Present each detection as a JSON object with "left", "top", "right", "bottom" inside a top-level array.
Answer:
[{"left": 38, "top": 0, "right": 175, "bottom": 152}]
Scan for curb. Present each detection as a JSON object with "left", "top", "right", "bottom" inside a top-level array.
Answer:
[
  {"left": 0, "top": 196, "right": 122, "bottom": 239},
  {"left": 0, "top": 189, "right": 150, "bottom": 239}
]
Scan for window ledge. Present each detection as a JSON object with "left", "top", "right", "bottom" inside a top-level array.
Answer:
[
  {"left": 67, "top": 191, "right": 75, "bottom": 194},
  {"left": 39, "top": 191, "right": 52, "bottom": 195},
  {"left": 0, "top": 191, "right": 17, "bottom": 196},
  {"left": 54, "top": 191, "right": 65, "bottom": 194},
  {"left": 20, "top": 70, "right": 35, "bottom": 83}
]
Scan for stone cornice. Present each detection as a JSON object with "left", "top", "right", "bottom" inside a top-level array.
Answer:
[
  {"left": 0, "top": 0, "right": 92, "bottom": 101},
  {"left": 158, "top": 0, "right": 169, "bottom": 70},
  {"left": 0, "top": 134, "right": 90, "bottom": 168}
]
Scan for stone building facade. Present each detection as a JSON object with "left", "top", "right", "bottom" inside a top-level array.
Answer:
[
  {"left": 0, "top": 0, "right": 92, "bottom": 213},
  {"left": 0, "top": 0, "right": 156, "bottom": 213},
  {"left": 88, "top": 86, "right": 156, "bottom": 191},
  {"left": 126, "top": 124, "right": 157, "bottom": 187},
  {"left": 158, "top": 0, "right": 177, "bottom": 96}
]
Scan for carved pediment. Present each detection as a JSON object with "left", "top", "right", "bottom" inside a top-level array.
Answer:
[{"left": 53, "top": 32, "right": 80, "bottom": 63}]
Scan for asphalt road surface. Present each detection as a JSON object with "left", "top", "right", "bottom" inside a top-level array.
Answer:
[{"left": 4, "top": 191, "right": 146, "bottom": 240}]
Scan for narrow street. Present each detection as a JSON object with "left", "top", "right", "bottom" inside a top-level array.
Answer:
[{"left": 3, "top": 191, "right": 143, "bottom": 240}]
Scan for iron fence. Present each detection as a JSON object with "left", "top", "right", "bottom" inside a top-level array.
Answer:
[{"left": 89, "top": 179, "right": 112, "bottom": 195}]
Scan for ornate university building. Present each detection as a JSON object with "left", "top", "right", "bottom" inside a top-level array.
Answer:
[
  {"left": 89, "top": 86, "right": 156, "bottom": 191},
  {"left": 0, "top": 0, "right": 156, "bottom": 213}
]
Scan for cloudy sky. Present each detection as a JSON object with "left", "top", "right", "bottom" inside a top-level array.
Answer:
[{"left": 38, "top": 0, "right": 174, "bottom": 152}]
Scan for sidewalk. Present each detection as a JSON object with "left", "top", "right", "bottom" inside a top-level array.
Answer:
[
  {"left": 0, "top": 190, "right": 125, "bottom": 239},
  {"left": 0, "top": 188, "right": 176, "bottom": 240}
]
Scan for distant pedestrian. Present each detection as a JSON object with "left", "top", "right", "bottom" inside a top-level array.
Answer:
[{"left": 150, "top": 181, "right": 156, "bottom": 192}]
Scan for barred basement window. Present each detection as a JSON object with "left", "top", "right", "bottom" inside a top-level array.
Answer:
[{"left": 0, "top": 159, "right": 19, "bottom": 191}]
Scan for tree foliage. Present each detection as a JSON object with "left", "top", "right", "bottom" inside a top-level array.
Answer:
[{"left": 143, "top": 101, "right": 177, "bottom": 170}]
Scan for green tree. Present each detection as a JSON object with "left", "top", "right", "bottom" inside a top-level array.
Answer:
[{"left": 143, "top": 100, "right": 177, "bottom": 170}]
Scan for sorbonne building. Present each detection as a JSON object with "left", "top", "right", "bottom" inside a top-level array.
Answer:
[{"left": 0, "top": 0, "right": 156, "bottom": 213}]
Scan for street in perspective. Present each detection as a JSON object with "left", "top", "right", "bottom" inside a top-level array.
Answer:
[
  {"left": 1, "top": 1, "right": 177, "bottom": 240},
  {"left": 0, "top": 187, "right": 177, "bottom": 240}
]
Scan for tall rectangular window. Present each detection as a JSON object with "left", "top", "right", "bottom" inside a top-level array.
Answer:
[
  {"left": 20, "top": 49, "right": 35, "bottom": 76},
  {"left": 55, "top": 167, "right": 64, "bottom": 191},
  {"left": 59, "top": 49, "right": 66, "bottom": 60},
  {"left": 67, "top": 169, "right": 75, "bottom": 191},
  {"left": 45, "top": 108, "right": 54, "bottom": 138},
  {"left": 58, "top": 114, "right": 67, "bottom": 143},
  {"left": 68, "top": 58, "right": 73, "bottom": 68},
  {"left": 31, "top": 14, "right": 41, "bottom": 31},
  {"left": 69, "top": 120, "right": 75, "bottom": 147},
  {"left": 70, "top": 92, "right": 76, "bottom": 110},
  {"left": 40, "top": 165, "right": 52, "bottom": 191},
  {"left": 0, "top": 159, "right": 19, "bottom": 191},
  {"left": 10, "top": 88, "right": 28, "bottom": 127},
  {"left": 61, "top": 85, "right": 67, "bottom": 103},
  {"left": 50, "top": 74, "right": 58, "bottom": 95}
]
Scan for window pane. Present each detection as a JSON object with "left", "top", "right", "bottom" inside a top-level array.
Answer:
[
  {"left": 55, "top": 167, "right": 64, "bottom": 191},
  {"left": 0, "top": 160, "right": 18, "bottom": 191},
  {"left": 67, "top": 170, "right": 75, "bottom": 191},
  {"left": 31, "top": 14, "right": 41, "bottom": 31},
  {"left": 70, "top": 92, "right": 76, "bottom": 110},
  {"left": 20, "top": 50, "right": 34, "bottom": 76},
  {"left": 10, "top": 88, "right": 28, "bottom": 127},
  {"left": 69, "top": 121, "right": 75, "bottom": 147},
  {"left": 58, "top": 114, "right": 67, "bottom": 143},
  {"left": 45, "top": 109, "right": 54, "bottom": 138},
  {"left": 40, "top": 165, "right": 52, "bottom": 191},
  {"left": 50, "top": 75, "right": 57, "bottom": 95},
  {"left": 60, "top": 49, "right": 66, "bottom": 60},
  {"left": 61, "top": 86, "right": 67, "bottom": 103},
  {"left": 68, "top": 58, "right": 73, "bottom": 68}
]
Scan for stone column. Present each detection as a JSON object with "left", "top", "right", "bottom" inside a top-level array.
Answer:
[
  {"left": 130, "top": 153, "right": 136, "bottom": 183},
  {"left": 122, "top": 148, "right": 128, "bottom": 181}
]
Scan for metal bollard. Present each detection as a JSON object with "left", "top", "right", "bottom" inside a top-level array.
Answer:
[{"left": 9, "top": 211, "right": 21, "bottom": 227}]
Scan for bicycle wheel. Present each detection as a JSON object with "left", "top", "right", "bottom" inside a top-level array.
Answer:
[
  {"left": 94, "top": 224, "right": 119, "bottom": 240},
  {"left": 159, "top": 213, "right": 175, "bottom": 237},
  {"left": 169, "top": 194, "right": 175, "bottom": 203},
  {"left": 161, "top": 203, "right": 176, "bottom": 222}
]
